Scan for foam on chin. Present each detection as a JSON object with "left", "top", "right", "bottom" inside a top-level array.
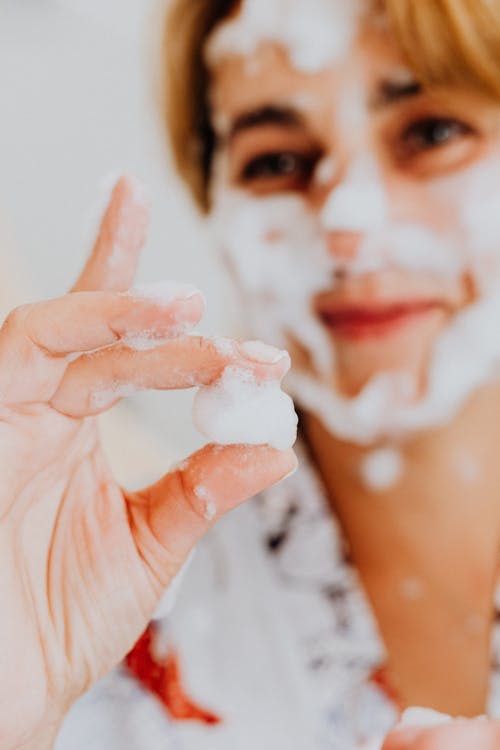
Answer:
[
  {"left": 205, "top": 0, "right": 363, "bottom": 74},
  {"left": 209, "top": 150, "right": 500, "bottom": 446},
  {"left": 285, "top": 281, "right": 500, "bottom": 444}
]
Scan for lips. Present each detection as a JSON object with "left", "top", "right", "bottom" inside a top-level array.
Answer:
[{"left": 316, "top": 299, "right": 441, "bottom": 340}]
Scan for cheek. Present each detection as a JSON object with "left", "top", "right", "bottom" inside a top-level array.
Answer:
[
  {"left": 425, "top": 158, "right": 500, "bottom": 264},
  {"left": 210, "top": 187, "right": 335, "bottom": 375},
  {"left": 379, "top": 161, "right": 500, "bottom": 287},
  {"left": 390, "top": 181, "right": 457, "bottom": 234}
]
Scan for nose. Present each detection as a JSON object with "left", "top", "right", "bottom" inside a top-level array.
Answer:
[{"left": 319, "top": 157, "right": 389, "bottom": 265}]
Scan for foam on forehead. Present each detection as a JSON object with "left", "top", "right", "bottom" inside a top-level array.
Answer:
[{"left": 205, "top": 0, "right": 364, "bottom": 74}]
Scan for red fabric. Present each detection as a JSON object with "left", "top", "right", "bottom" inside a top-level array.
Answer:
[
  {"left": 125, "top": 624, "right": 222, "bottom": 725},
  {"left": 370, "top": 664, "right": 404, "bottom": 711}
]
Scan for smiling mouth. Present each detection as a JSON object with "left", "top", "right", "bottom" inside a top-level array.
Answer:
[{"left": 317, "top": 300, "right": 442, "bottom": 340}]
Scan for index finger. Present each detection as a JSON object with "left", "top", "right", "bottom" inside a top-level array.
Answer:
[{"left": 72, "top": 175, "right": 150, "bottom": 293}]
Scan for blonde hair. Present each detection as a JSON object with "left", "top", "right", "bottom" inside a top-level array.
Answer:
[{"left": 163, "top": 0, "right": 500, "bottom": 212}]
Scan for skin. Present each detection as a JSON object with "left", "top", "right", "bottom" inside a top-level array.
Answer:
[
  {"left": 0, "top": 176, "right": 297, "bottom": 749},
  {"left": 208, "top": 12, "right": 500, "bottom": 746},
  {"left": 10, "top": 13, "right": 500, "bottom": 750},
  {"left": 382, "top": 718, "right": 500, "bottom": 750}
]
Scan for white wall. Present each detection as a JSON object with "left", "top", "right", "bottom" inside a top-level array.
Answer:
[{"left": 0, "top": 0, "right": 242, "bottom": 479}]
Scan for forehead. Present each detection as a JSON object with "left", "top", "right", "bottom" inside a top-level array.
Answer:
[{"left": 208, "top": 27, "right": 411, "bottom": 118}]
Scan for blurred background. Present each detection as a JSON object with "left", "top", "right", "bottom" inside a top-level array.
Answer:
[{"left": 0, "top": 0, "right": 242, "bottom": 485}]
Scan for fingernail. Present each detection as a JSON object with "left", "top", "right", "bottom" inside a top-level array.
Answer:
[
  {"left": 238, "top": 340, "right": 290, "bottom": 366},
  {"left": 126, "top": 281, "right": 204, "bottom": 306}
]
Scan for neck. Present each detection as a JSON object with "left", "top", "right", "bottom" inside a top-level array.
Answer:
[
  {"left": 302, "top": 382, "right": 500, "bottom": 575},
  {"left": 303, "top": 382, "right": 500, "bottom": 714}
]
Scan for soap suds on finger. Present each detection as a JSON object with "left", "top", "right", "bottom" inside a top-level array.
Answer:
[
  {"left": 194, "top": 485, "right": 217, "bottom": 521},
  {"left": 121, "top": 323, "right": 196, "bottom": 351},
  {"left": 238, "top": 340, "right": 289, "bottom": 365},
  {"left": 126, "top": 280, "right": 203, "bottom": 306},
  {"left": 211, "top": 337, "right": 237, "bottom": 357}
]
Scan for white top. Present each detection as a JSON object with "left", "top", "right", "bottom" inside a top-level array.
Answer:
[{"left": 55, "top": 446, "right": 500, "bottom": 750}]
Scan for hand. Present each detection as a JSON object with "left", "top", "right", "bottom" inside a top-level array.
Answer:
[
  {"left": 382, "top": 717, "right": 500, "bottom": 749},
  {"left": 0, "top": 177, "right": 297, "bottom": 750}
]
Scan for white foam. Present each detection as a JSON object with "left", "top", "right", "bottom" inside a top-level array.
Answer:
[
  {"left": 121, "top": 334, "right": 171, "bottom": 351},
  {"left": 360, "top": 447, "right": 403, "bottom": 491},
  {"left": 321, "top": 180, "right": 388, "bottom": 233},
  {"left": 239, "top": 340, "right": 289, "bottom": 364},
  {"left": 287, "top": 286, "right": 500, "bottom": 440},
  {"left": 194, "top": 485, "right": 217, "bottom": 521},
  {"left": 314, "top": 156, "right": 338, "bottom": 186},
  {"left": 193, "top": 366, "right": 298, "bottom": 450},
  {"left": 205, "top": 0, "right": 362, "bottom": 74},
  {"left": 209, "top": 178, "right": 335, "bottom": 379},
  {"left": 211, "top": 336, "right": 237, "bottom": 357},
  {"left": 398, "top": 707, "right": 452, "bottom": 730},
  {"left": 121, "top": 324, "right": 194, "bottom": 351},
  {"left": 369, "top": 224, "right": 462, "bottom": 278},
  {"left": 127, "top": 280, "right": 202, "bottom": 306},
  {"left": 208, "top": 113, "right": 500, "bottom": 446}
]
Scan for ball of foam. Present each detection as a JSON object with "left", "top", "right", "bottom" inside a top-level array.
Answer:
[
  {"left": 360, "top": 447, "right": 403, "bottom": 491},
  {"left": 193, "top": 366, "right": 298, "bottom": 450},
  {"left": 399, "top": 707, "right": 452, "bottom": 730}
]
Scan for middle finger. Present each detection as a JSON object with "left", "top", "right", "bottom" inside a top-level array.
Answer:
[{"left": 50, "top": 336, "right": 291, "bottom": 417}]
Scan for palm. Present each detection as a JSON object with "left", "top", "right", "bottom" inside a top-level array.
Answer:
[{"left": 1, "top": 407, "right": 157, "bottom": 730}]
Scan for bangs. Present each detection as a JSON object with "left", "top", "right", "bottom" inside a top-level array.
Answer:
[
  {"left": 164, "top": 0, "right": 500, "bottom": 211},
  {"left": 386, "top": 0, "right": 500, "bottom": 99}
]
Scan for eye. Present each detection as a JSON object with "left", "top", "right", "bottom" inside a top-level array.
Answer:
[
  {"left": 400, "top": 117, "right": 473, "bottom": 155},
  {"left": 239, "top": 150, "right": 319, "bottom": 191}
]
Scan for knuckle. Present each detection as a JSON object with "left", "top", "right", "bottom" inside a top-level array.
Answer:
[
  {"left": 2, "top": 304, "right": 32, "bottom": 333},
  {"left": 176, "top": 468, "right": 211, "bottom": 524}
]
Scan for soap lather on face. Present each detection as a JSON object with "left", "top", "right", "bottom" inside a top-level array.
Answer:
[{"left": 204, "top": 0, "right": 500, "bottom": 451}]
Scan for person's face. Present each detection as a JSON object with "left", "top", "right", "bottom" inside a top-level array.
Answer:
[{"left": 207, "top": 19, "right": 500, "bottom": 402}]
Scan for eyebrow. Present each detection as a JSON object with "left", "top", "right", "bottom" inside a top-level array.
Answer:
[
  {"left": 371, "top": 79, "right": 423, "bottom": 109},
  {"left": 227, "top": 104, "right": 305, "bottom": 143},
  {"left": 224, "top": 80, "right": 423, "bottom": 143}
]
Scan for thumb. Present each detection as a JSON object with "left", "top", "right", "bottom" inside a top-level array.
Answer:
[
  {"left": 382, "top": 727, "right": 424, "bottom": 750},
  {"left": 126, "top": 444, "right": 298, "bottom": 582}
]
